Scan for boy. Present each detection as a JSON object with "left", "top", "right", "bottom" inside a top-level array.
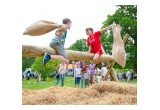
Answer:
[
  {"left": 86, "top": 24, "right": 115, "bottom": 64},
  {"left": 43, "top": 18, "right": 72, "bottom": 66}
]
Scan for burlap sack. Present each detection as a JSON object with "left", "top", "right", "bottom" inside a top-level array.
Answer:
[
  {"left": 23, "top": 20, "right": 66, "bottom": 36},
  {"left": 112, "top": 25, "right": 126, "bottom": 68}
]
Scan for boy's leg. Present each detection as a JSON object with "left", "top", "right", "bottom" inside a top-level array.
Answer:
[
  {"left": 93, "top": 53, "right": 100, "bottom": 64},
  {"left": 50, "top": 55, "right": 69, "bottom": 64},
  {"left": 43, "top": 53, "right": 51, "bottom": 66},
  {"left": 44, "top": 43, "right": 68, "bottom": 66}
]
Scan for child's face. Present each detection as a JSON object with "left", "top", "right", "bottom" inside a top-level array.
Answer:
[
  {"left": 86, "top": 30, "right": 93, "bottom": 36},
  {"left": 76, "top": 63, "right": 80, "bottom": 67},
  {"left": 101, "top": 62, "right": 105, "bottom": 66},
  {"left": 86, "top": 67, "right": 89, "bottom": 70},
  {"left": 66, "top": 21, "right": 72, "bottom": 29}
]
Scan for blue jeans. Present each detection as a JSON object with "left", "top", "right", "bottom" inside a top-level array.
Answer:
[
  {"left": 55, "top": 74, "right": 65, "bottom": 87},
  {"left": 75, "top": 77, "right": 81, "bottom": 85},
  {"left": 81, "top": 75, "right": 84, "bottom": 88}
]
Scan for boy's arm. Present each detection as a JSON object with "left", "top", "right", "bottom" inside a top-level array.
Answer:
[{"left": 100, "top": 25, "right": 112, "bottom": 33}]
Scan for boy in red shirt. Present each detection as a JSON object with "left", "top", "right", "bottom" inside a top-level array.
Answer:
[{"left": 86, "top": 24, "right": 114, "bottom": 64}]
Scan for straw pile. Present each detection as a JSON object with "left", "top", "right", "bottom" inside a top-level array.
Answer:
[{"left": 22, "top": 81, "right": 137, "bottom": 105}]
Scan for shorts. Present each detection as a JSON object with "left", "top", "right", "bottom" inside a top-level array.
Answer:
[
  {"left": 50, "top": 42, "right": 68, "bottom": 59},
  {"left": 91, "top": 49, "right": 102, "bottom": 56},
  {"left": 75, "top": 77, "right": 81, "bottom": 85}
]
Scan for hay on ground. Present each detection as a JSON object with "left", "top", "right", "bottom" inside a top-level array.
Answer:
[{"left": 22, "top": 81, "right": 137, "bottom": 105}]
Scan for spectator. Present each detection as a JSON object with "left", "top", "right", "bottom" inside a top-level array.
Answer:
[
  {"left": 123, "top": 73, "right": 127, "bottom": 81},
  {"left": 94, "top": 64, "right": 99, "bottom": 83},
  {"left": 88, "top": 62, "right": 96, "bottom": 86},
  {"left": 84, "top": 66, "right": 90, "bottom": 88},
  {"left": 96, "top": 74, "right": 102, "bottom": 83},
  {"left": 118, "top": 72, "right": 123, "bottom": 81},
  {"left": 126, "top": 70, "right": 131, "bottom": 82},
  {"left": 130, "top": 72, "right": 133, "bottom": 80},
  {"left": 133, "top": 72, "right": 137, "bottom": 79},
  {"left": 101, "top": 62, "right": 107, "bottom": 80},
  {"left": 27, "top": 71, "right": 30, "bottom": 80},
  {"left": 74, "top": 62, "right": 82, "bottom": 88},
  {"left": 72, "top": 61, "right": 76, "bottom": 75},
  {"left": 22, "top": 74, "right": 24, "bottom": 80},
  {"left": 81, "top": 61, "right": 86, "bottom": 89},
  {"left": 117, "top": 72, "right": 119, "bottom": 80},
  {"left": 55, "top": 62, "right": 67, "bottom": 87},
  {"left": 37, "top": 74, "right": 41, "bottom": 84}
]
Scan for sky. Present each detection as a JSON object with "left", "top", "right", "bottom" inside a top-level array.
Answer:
[{"left": 21, "top": 1, "right": 117, "bottom": 48}]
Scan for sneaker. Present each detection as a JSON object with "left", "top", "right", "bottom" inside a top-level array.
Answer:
[{"left": 43, "top": 53, "right": 51, "bottom": 66}]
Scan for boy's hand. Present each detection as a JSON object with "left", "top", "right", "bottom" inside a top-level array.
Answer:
[{"left": 108, "top": 22, "right": 116, "bottom": 29}]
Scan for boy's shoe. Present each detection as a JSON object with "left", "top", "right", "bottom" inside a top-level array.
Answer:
[{"left": 43, "top": 53, "right": 51, "bottom": 66}]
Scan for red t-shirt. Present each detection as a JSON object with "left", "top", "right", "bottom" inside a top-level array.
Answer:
[{"left": 87, "top": 31, "right": 102, "bottom": 55}]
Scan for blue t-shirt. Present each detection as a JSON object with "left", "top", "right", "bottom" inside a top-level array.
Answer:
[{"left": 52, "top": 31, "right": 67, "bottom": 46}]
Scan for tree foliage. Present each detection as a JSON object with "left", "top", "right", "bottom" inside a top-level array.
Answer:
[
  {"left": 22, "top": 56, "right": 35, "bottom": 72},
  {"left": 31, "top": 57, "right": 60, "bottom": 81},
  {"left": 69, "top": 38, "right": 89, "bottom": 52},
  {"left": 101, "top": 5, "right": 137, "bottom": 71}
]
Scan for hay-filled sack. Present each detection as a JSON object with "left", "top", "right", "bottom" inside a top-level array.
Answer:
[
  {"left": 112, "top": 25, "right": 126, "bottom": 68},
  {"left": 23, "top": 20, "right": 67, "bottom": 36}
]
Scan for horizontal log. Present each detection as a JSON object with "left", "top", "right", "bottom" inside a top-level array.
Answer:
[{"left": 22, "top": 45, "right": 115, "bottom": 63}]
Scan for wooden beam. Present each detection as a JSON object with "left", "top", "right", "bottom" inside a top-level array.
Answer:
[
  {"left": 22, "top": 45, "right": 114, "bottom": 63},
  {"left": 103, "top": 60, "right": 116, "bottom": 81}
]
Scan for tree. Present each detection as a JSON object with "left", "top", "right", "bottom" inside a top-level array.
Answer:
[
  {"left": 69, "top": 38, "right": 89, "bottom": 52},
  {"left": 22, "top": 56, "right": 35, "bottom": 72},
  {"left": 31, "top": 57, "right": 60, "bottom": 81},
  {"left": 100, "top": 5, "right": 137, "bottom": 72}
]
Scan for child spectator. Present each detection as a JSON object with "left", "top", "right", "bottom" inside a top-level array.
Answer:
[
  {"left": 84, "top": 66, "right": 90, "bottom": 88},
  {"left": 88, "top": 62, "right": 96, "bottom": 86},
  {"left": 74, "top": 62, "right": 82, "bottom": 88}
]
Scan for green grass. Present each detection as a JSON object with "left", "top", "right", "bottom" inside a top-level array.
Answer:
[
  {"left": 128, "top": 79, "right": 137, "bottom": 85},
  {"left": 119, "top": 79, "right": 137, "bottom": 85},
  {"left": 22, "top": 77, "right": 137, "bottom": 90},
  {"left": 22, "top": 76, "right": 75, "bottom": 90}
]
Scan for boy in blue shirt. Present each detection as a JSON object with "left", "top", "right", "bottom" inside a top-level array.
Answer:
[{"left": 43, "top": 18, "right": 71, "bottom": 66}]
